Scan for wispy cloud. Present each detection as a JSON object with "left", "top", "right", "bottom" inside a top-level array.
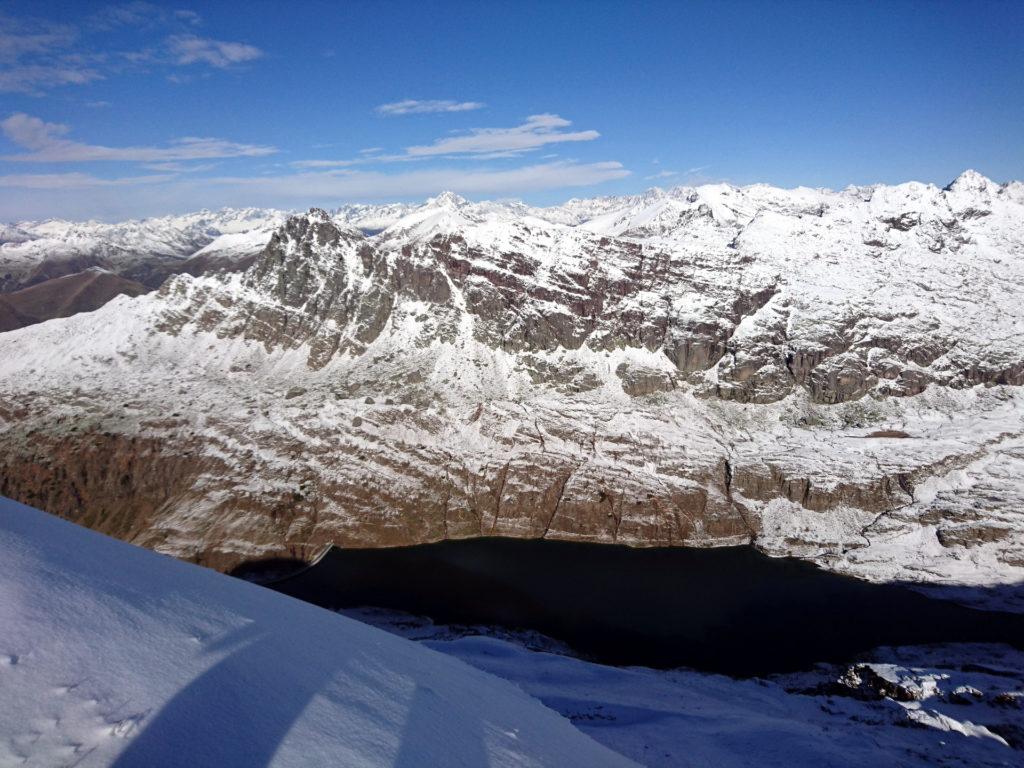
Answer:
[
  {"left": 0, "top": 16, "right": 77, "bottom": 60},
  {"left": 0, "top": 9, "right": 261, "bottom": 93},
  {"left": 405, "top": 114, "right": 598, "bottom": 158},
  {"left": 290, "top": 159, "right": 358, "bottom": 169},
  {"left": 0, "top": 160, "right": 630, "bottom": 218},
  {"left": 376, "top": 99, "right": 485, "bottom": 116},
  {"left": 0, "top": 64, "right": 104, "bottom": 93},
  {"left": 167, "top": 35, "right": 262, "bottom": 68},
  {"left": 89, "top": 3, "right": 201, "bottom": 30},
  {"left": 174, "top": 10, "right": 203, "bottom": 26},
  {"left": 645, "top": 165, "right": 711, "bottom": 182},
  {"left": 254, "top": 161, "right": 629, "bottom": 198},
  {"left": 0, "top": 171, "right": 174, "bottom": 189},
  {"left": 0, "top": 14, "right": 99, "bottom": 93},
  {"left": 293, "top": 113, "right": 601, "bottom": 168},
  {"left": 1, "top": 113, "right": 276, "bottom": 162},
  {"left": 141, "top": 161, "right": 218, "bottom": 172}
]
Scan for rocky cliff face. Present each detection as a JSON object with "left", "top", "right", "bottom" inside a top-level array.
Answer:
[{"left": 1, "top": 172, "right": 1023, "bottom": 606}]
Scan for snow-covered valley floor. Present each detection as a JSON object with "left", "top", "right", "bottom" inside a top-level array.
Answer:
[{"left": 344, "top": 607, "right": 1024, "bottom": 768}]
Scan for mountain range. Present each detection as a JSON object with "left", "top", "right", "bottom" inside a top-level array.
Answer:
[{"left": 1, "top": 171, "right": 1022, "bottom": 608}]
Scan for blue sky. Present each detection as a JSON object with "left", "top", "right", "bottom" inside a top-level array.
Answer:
[{"left": 1, "top": 0, "right": 1022, "bottom": 220}]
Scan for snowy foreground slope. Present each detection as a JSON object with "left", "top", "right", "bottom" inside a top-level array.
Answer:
[
  {"left": 0, "top": 497, "right": 635, "bottom": 768},
  {"left": 1, "top": 172, "right": 1024, "bottom": 605},
  {"left": 349, "top": 608, "right": 1024, "bottom": 768}
]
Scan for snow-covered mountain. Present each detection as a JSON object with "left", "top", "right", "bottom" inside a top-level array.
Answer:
[
  {"left": 0, "top": 198, "right": 526, "bottom": 295},
  {"left": 0, "top": 208, "right": 290, "bottom": 292},
  {"left": 0, "top": 496, "right": 635, "bottom": 767},
  {"left": 1, "top": 172, "right": 1023, "bottom": 606}
]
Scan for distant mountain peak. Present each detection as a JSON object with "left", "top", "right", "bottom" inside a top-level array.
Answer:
[
  {"left": 425, "top": 190, "right": 470, "bottom": 208},
  {"left": 305, "top": 206, "right": 334, "bottom": 221},
  {"left": 945, "top": 169, "right": 994, "bottom": 193}
]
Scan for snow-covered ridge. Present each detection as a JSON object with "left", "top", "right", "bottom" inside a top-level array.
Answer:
[
  {"left": 0, "top": 496, "right": 635, "bottom": 767},
  {"left": 0, "top": 208, "right": 291, "bottom": 293},
  {"left": 1, "top": 170, "right": 1023, "bottom": 602},
  {"left": 3, "top": 170, "right": 1020, "bottom": 289}
]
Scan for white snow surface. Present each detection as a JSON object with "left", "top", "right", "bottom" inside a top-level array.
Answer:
[
  {"left": 0, "top": 497, "right": 635, "bottom": 768},
  {"left": 348, "top": 608, "right": 1024, "bottom": 768}
]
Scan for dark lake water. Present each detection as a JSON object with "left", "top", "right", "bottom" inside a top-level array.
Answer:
[{"left": 239, "top": 537, "right": 1024, "bottom": 676}]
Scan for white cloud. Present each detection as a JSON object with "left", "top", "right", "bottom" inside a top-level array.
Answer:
[
  {"left": 0, "top": 10, "right": 259, "bottom": 93},
  {"left": 0, "top": 64, "right": 103, "bottom": 93},
  {"left": 0, "top": 16, "right": 101, "bottom": 93},
  {"left": 290, "top": 114, "right": 602, "bottom": 169},
  {"left": 175, "top": 10, "right": 203, "bottom": 26},
  {"left": 1, "top": 113, "right": 276, "bottom": 162},
  {"left": 141, "top": 161, "right": 218, "bottom": 172},
  {"left": 166, "top": 35, "right": 262, "bottom": 68},
  {"left": 290, "top": 159, "right": 359, "bottom": 169},
  {"left": 0, "top": 160, "right": 630, "bottom": 218},
  {"left": 376, "top": 99, "right": 485, "bottom": 116},
  {"left": 90, "top": 3, "right": 178, "bottom": 30},
  {"left": 404, "top": 114, "right": 598, "bottom": 158},
  {"left": 209, "top": 160, "right": 629, "bottom": 199},
  {"left": 645, "top": 165, "right": 712, "bottom": 182},
  {"left": 2, "top": 113, "right": 71, "bottom": 149},
  {"left": 0, "top": 171, "right": 174, "bottom": 189},
  {"left": 0, "top": 17, "right": 76, "bottom": 61},
  {"left": 89, "top": 3, "right": 203, "bottom": 30}
]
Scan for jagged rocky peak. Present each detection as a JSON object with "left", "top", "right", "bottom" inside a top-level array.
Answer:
[
  {"left": 277, "top": 206, "right": 363, "bottom": 247},
  {"left": 246, "top": 208, "right": 368, "bottom": 309}
]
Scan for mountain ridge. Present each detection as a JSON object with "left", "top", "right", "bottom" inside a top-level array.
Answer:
[{"left": 1, "top": 171, "right": 1023, "bottom": 609}]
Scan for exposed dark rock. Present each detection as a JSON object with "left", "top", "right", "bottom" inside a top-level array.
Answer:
[
  {"left": 937, "top": 526, "right": 1013, "bottom": 549},
  {"left": 615, "top": 362, "right": 675, "bottom": 397}
]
